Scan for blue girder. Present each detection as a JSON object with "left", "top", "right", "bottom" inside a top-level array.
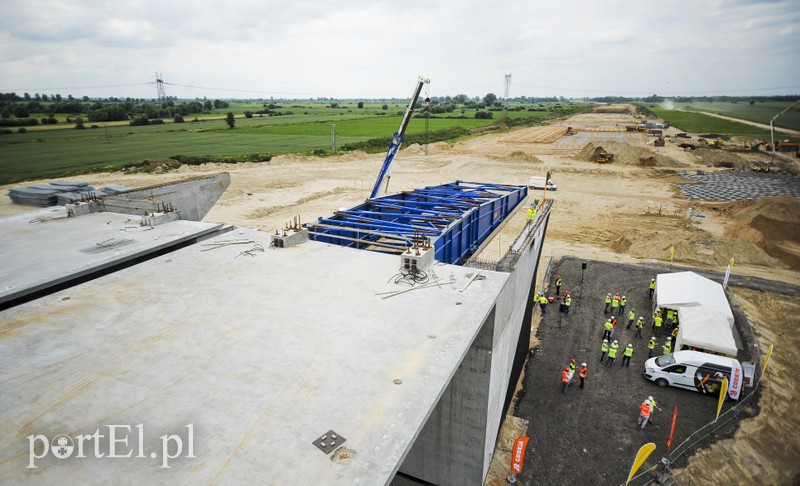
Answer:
[{"left": 307, "top": 181, "right": 528, "bottom": 265}]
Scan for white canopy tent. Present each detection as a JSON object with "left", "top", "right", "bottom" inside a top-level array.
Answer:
[
  {"left": 656, "top": 271, "right": 738, "bottom": 357},
  {"left": 675, "top": 305, "right": 738, "bottom": 356},
  {"left": 656, "top": 271, "right": 734, "bottom": 328}
]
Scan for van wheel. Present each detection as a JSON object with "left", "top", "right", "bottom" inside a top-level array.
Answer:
[{"left": 655, "top": 378, "right": 669, "bottom": 388}]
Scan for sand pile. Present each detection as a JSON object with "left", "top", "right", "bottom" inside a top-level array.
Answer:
[
  {"left": 692, "top": 148, "right": 750, "bottom": 169},
  {"left": 575, "top": 141, "right": 687, "bottom": 167},
  {"left": 723, "top": 196, "right": 800, "bottom": 269}
]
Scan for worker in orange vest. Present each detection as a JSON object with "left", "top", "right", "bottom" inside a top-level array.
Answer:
[
  {"left": 637, "top": 400, "right": 652, "bottom": 429},
  {"left": 578, "top": 363, "right": 588, "bottom": 389},
  {"left": 561, "top": 366, "right": 572, "bottom": 394}
]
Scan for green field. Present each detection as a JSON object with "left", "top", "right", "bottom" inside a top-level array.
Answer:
[
  {"left": 672, "top": 101, "right": 800, "bottom": 131},
  {"left": 647, "top": 107, "right": 774, "bottom": 139},
  {"left": 0, "top": 101, "right": 581, "bottom": 185}
]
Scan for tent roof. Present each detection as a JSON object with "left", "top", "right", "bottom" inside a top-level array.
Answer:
[
  {"left": 657, "top": 271, "right": 733, "bottom": 327},
  {"left": 676, "top": 305, "right": 738, "bottom": 356}
]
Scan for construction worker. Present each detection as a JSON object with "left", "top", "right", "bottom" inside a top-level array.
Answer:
[
  {"left": 671, "top": 326, "right": 679, "bottom": 339},
  {"left": 635, "top": 316, "right": 645, "bottom": 338},
  {"left": 579, "top": 363, "right": 588, "bottom": 389},
  {"left": 626, "top": 308, "right": 636, "bottom": 329},
  {"left": 648, "top": 337, "right": 657, "bottom": 358},
  {"left": 662, "top": 337, "right": 672, "bottom": 355},
  {"left": 564, "top": 292, "right": 572, "bottom": 315},
  {"left": 607, "top": 340, "right": 619, "bottom": 367},
  {"left": 555, "top": 275, "right": 562, "bottom": 296},
  {"left": 622, "top": 343, "right": 634, "bottom": 367},
  {"left": 539, "top": 294, "right": 548, "bottom": 314},
  {"left": 526, "top": 202, "right": 538, "bottom": 222},
  {"left": 609, "top": 315, "right": 618, "bottom": 339},
  {"left": 649, "top": 278, "right": 656, "bottom": 298},
  {"left": 653, "top": 312, "right": 663, "bottom": 334},
  {"left": 603, "top": 319, "right": 613, "bottom": 341},
  {"left": 568, "top": 358, "right": 577, "bottom": 376},
  {"left": 604, "top": 293, "right": 612, "bottom": 313},
  {"left": 600, "top": 339, "right": 609, "bottom": 362},
  {"left": 619, "top": 295, "right": 627, "bottom": 317},
  {"left": 638, "top": 399, "right": 652, "bottom": 429},
  {"left": 611, "top": 293, "right": 620, "bottom": 315},
  {"left": 647, "top": 396, "right": 663, "bottom": 424},
  {"left": 561, "top": 366, "right": 572, "bottom": 393}
]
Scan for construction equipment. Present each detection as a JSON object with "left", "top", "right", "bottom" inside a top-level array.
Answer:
[
  {"left": 707, "top": 139, "right": 723, "bottom": 148},
  {"left": 566, "top": 126, "right": 575, "bottom": 136},
  {"left": 625, "top": 125, "right": 638, "bottom": 132},
  {"left": 637, "top": 126, "right": 647, "bottom": 133},
  {"left": 654, "top": 138, "right": 665, "bottom": 147},
  {"left": 370, "top": 76, "right": 430, "bottom": 199},
  {"left": 751, "top": 161, "right": 771, "bottom": 173},
  {"left": 597, "top": 152, "right": 614, "bottom": 163},
  {"left": 769, "top": 99, "right": 800, "bottom": 163}
]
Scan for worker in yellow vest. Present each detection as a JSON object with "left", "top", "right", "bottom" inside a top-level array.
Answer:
[
  {"left": 600, "top": 339, "right": 609, "bottom": 362},
  {"left": 607, "top": 340, "right": 619, "bottom": 367},
  {"left": 526, "top": 203, "right": 537, "bottom": 222},
  {"left": 604, "top": 293, "right": 612, "bottom": 313},
  {"left": 635, "top": 317, "right": 645, "bottom": 338},
  {"left": 622, "top": 343, "right": 634, "bottom": 367},
  {"left": 619, "top": 295, "right": 627, "bottom": 316},
  {"left": 564, "top": 292, "right": 572, "bottom": 315},
  {"left": 662, "top": 337, "right": 672, "bottom": 355},
  {"left": 627, "top": 308, "right": 636, "bottom": 329},
  {"left": 649, "top": 278, "right": 656, "bottom": 298},
  {"left": 555, "top": 275, "right": 562, "bottom": 296},
  {"left": 648, "top": 337, "right": 657, "bottom": 358}
]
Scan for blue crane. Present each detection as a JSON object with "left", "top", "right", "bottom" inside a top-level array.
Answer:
[{"left": 369, "top": 76, "right": 430, "bottom": 199}]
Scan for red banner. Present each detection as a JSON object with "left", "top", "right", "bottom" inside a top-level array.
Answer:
[
  {"left": 511, "top": 436, "right": 530, "bottom": 474},
  {"left": 666, "top": 405, "right": 678, "bottom": 452}
]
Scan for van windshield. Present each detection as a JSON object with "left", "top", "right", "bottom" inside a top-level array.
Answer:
[{"left": 655, "top": 355, "right": 675, "bottom": 367}]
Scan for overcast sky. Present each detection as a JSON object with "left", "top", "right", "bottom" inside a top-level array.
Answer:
[{"left": 1, "top": 0, "right": 799, "bottom": 100}]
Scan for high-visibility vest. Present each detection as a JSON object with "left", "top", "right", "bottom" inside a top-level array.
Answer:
[
  {"left": 672, "top": 327, "right": 679, "bottom": 337},
  {"left": 662, "top": 344, "right": 671, "bottom": 354},
  {"left": 636, "top": 318, "right": 644, "bottom": 329},
  {"left": 601, "top": 342, "right": 609, "bottom": 353},
  {"left": 640, "top": 402, "right": 651, "bottom": 417},
  {"left": 569, "top": 363, "right": 576, "bottom": 374},
  {"left": 649, "top": 280, "right": 656, "bottom": 290},
  {"left": 562, "top": 370, "right": 570, "bottom": 383},
  {"left": 579, "top": 366, "right": 587, "bottom": 379},
  {"left": 621, "top": 297, "right": 627, "bottom": 307},
  {"left": 608, "top": 346, "right": 618, "bottom": 359},
  {"left": 629, "top": 310, "right": 636, "bottom": 321},
  {"left": 667, "top": 309, "right": 674, "bottom": 320},
  {"left": 556, "top": 277, "right": 562, "bottom": 287},
  {"left": 565, "top": 296, "right": 572, "bottom": 306},
  {"left": 624, "top": 346, "right": 634, "bottom": 357},
  {"left": 605, "top": 321, "right": 613, "bottom": 331},
  {"left": 605, "top": 295, "right": 612, "bottom": 304},
  {"left": 612, "top": 298, "right": 620, "bottom": 308},
  {"left": 648, "top": 340, "right": 656, "bottom": 350},
  {"left": 654, "top": 316, "right": 663, "bottom": 328},
  {"left": 540, "top": 296, "right": 547, "bottom": 305},
  {"left": 527, "top": 208, "right": 537, "bottom": 220}
]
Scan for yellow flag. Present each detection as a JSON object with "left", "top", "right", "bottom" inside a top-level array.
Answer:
[
  {"left": 729, "top": 257, "right": 735, "bottom": 267},
  {"left": 715, "top": 378, "right": 729, "bottom": 422},
  {"left": 669, "top": 246, "right": 675, "bottom": 262},
  {"left": 626, "top": 442, "right": 656, "bottom": 484},
  {"left": 762, "top": 344, "right": 774, "bottom": 373}
]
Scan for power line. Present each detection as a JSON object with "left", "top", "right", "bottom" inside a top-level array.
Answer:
[
  {"left": 2, "top": 82, "right": 149, "bottom": 92},
  {"left": 512, "top": 83, "right": 800, "bottom": 96}
]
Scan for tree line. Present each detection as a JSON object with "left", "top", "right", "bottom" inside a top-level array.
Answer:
[{"left": 0, "top": 93, "right": 231, "bottom": 127}]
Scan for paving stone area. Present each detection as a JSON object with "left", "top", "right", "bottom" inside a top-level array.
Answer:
[{"left": 677, "top": 170, "right": 800, "bottom": 201}]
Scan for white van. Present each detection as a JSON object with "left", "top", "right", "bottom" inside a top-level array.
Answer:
[
  {"left": 643, "top": 350, "right": 743, "bottom": 399},
  {"left": 528, "top": 176, "right": 557, "bottom": 191}
]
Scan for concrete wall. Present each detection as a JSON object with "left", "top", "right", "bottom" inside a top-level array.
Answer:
[{"left": 397, "top": 307, "right": 496, "bottom": 485}]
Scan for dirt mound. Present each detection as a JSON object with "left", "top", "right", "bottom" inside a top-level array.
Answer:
[
  {"left": 722, "top": 196, "right": 800, "bottom": 269},
  {"left": 575, "top": 141, "right": 687, "bottom": 167},
  {"left": 500, "top": 151, "right": 543, "bottom": 164},
  {"left": 692, "top": 148, "right": 749, "bottom": 169}
]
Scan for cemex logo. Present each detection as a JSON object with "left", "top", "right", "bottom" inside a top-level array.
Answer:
[{"left": 27, "top": 424, "right": 195, "bottom": 469}]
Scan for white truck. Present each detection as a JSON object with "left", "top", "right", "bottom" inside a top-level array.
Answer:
[{"left": 528, "top": 176, "right": 557, "bottom": 191}]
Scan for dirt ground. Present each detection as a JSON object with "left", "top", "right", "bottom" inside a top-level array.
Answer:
[{"left": 2, "top": 105, "right": 798, "bottom": 485}]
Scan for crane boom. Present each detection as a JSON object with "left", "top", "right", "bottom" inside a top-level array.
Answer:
[{"left": 370, "top": 76, "right": 430, "bottom": 199}]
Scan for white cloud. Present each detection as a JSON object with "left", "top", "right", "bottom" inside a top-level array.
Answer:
[{"left": 0, "top": 0, "right": 798, "bottom": 98}]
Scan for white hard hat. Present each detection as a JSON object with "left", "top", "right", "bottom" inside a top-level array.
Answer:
[
  {"left": 581, "top": 363, "right": 587, "bottom": 367},
  {"left": 628, "top": 344, "right": 633, "bottom": 347},
  {"left": 622, "top": 295, "right": 626, "bottom": 299},
  {"left": 603, "top": 339, "right": 608, "bottom": 342},
  {"left": 667, "top": 337, "right": 672, "bottom": 341},
  {"left": 648, "top": 396, "right": 653, "bottom": 401},
  {"left": 613, "top": 340, "right": 618, "bottom": 343}
]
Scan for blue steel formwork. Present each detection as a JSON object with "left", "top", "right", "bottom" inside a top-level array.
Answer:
[{"left": 307, "top": 181, "right": 528, "bottom": 265}]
